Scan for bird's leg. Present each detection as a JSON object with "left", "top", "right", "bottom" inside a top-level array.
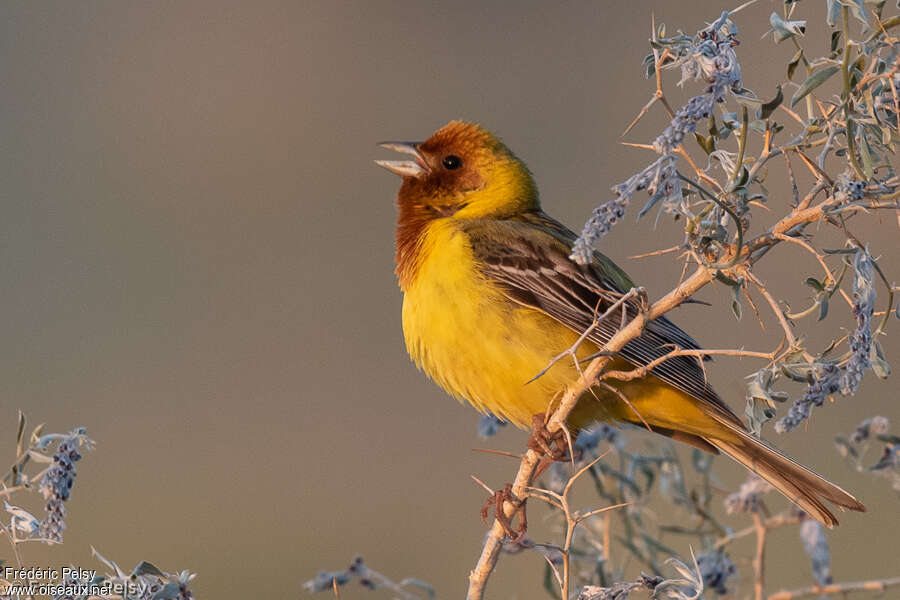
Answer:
[
  {"left": 480, "top": 483, "right": 527, "bottom": 543},
  {"left": 479, "top": 416, "right": 573, "bottom": 543},
  {"left": 527, "top": 414, "right": 573, "bottom": 464}
]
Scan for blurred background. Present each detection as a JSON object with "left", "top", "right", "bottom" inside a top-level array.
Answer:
[{"left": 1, "top": 1, "right": 897, "bottom": 598}]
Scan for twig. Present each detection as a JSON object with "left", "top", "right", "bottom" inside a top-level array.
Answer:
[
  {"left": 774, "top": 233, "right": 853, "bottom": 307},
  {"left": 714, "top": 512, "right": 804, "bottom": 549},
  {"left": 524, "top": 453, "right": 626, "bottom": 598},
  {"left": 528, "top": 288, "right": 643, "bottom": 384},
  {"left": 790, "top": 36, "right": 815, "bottom": 121},
  {"left": 792, "top": 149, "right": 833, "bottom": 186},
  {"left": 768, "top": 577, "right": 900, "bottom": 600},
  {"left": 596, "top": 381, "right": 652, "bottom": 432},
  {"left": 742, "top": 270, "right": 815, "bottom": 362},
  {"left": 677, "top": 146, "right": 725, "bottom": 193},
  {"left": 629, "top": 246, "right": 682, "bottom": 260},
  {"left": 752, "top": 513, "right": 767, "bottom": 600},
  {"left": 841, "top": 5, "right": 867, "bottom": 181},
  {"left": 779, "top": 103, "right": 805, "bottom": 125},
  {"left": 622, "top": 17, "right": 674, "bottom": 136},
  {"left": 470, "top": 475, "right": 495, "bottom": 495},
  {"left": 601, "top": 347, "right": 777, "bottom": 383}
]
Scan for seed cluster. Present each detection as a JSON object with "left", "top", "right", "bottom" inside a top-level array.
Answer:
[
  {"left": 38, "top": 435, "right": 83, "bottom": 543},
  {"left": 697, "top": 550, "right": 736, "bottom": 595}
]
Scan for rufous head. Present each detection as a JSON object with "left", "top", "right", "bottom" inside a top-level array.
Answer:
[{"left": 376, "top": 121, "right": 539, "bottom": 219}]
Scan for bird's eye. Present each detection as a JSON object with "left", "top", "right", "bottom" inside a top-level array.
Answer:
[{"left": 442, "top": 155, "right": 462, "bottom": 170}]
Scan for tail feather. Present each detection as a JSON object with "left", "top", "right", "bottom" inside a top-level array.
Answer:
[{"left": 707, "top": 428, "right": 865, "bottom": 528}]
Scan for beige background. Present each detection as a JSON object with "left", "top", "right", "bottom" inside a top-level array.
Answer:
[{"left": 1, "top": 1, "right": 898, "bottom": 598}]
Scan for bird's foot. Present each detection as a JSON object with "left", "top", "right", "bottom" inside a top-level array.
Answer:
[
  {"left": 527, "top": 414, "right": 573, "bottom": 463},
  {"left": 478, "top": 416, "right": 577, "bottom": 542},
  {"left": 480, "top": 483, "right": 527, "bottom": 543}
]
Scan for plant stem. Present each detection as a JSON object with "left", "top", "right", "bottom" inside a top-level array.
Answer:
[
  {"left": 768, "top": 576, "right": 900, "bottom": 599},
  {"left": 753, "top": 513, "right": 767, "bottom": 600},
  {"left": 841, "top": 5, "right": 867, "bottom": 180},
  {"left": 730, "top": 106, "right": 749, "bottom": 187}
]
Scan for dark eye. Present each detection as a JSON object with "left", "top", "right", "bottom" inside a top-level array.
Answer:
[{"left": 442, "top": 155, "right": 462, "bottom": 170}]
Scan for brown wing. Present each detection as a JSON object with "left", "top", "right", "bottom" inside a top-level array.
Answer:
[{"left": 462, "top": 211, "right": 742, "bottom": 425}]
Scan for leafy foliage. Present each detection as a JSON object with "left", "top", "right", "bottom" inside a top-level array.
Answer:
[{"left": 0, "top": 413, "right": 195, "bottom": 600}]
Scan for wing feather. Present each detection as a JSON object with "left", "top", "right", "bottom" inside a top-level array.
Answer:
[{"left": 464, "top": 211, "right": 740, "bottom": 424}]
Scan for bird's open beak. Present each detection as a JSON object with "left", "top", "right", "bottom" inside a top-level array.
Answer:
[{"left": 375, "top": 142, "right": 429, "bottom": 178}]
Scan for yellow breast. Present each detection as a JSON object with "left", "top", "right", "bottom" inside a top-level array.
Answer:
[{"left": 400, "top": 219, "right": 589, "bottom": 427}]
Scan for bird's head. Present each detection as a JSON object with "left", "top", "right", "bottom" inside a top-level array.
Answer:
[{"left": 376, "top": 121, "right": 539, "bottom": 219}]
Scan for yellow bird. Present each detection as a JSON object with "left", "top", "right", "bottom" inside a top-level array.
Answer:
[{"left": 376, "top": 120, "right": 864, "bottom": 527}]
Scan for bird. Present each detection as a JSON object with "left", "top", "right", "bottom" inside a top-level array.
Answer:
[{"left": 375, "top": 120, "right": 865, "bottom": 527}]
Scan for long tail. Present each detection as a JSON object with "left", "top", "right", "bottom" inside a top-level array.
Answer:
[{"left": 706, "top": 426, "right": 866, "bottom": 527}]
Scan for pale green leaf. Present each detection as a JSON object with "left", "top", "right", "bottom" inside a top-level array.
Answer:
[{"left": 790, "top": 66, "right": 841, "bottom": 108}]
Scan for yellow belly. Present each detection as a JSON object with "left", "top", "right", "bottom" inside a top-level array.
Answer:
[
  {"left": 401, "top": 220, "right": 590, "bottom": 426},
  {"left": 400, "top": 219, "right": 724, "bottom": 436}
]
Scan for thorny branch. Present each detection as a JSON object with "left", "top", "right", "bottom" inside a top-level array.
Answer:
[
  {"left": 767, "top": 576, "right": 900, "bottom": 600},
  {"left": 467, "top": 173, "right": 857, "bottom": 599},
  {"left": 466, "top": 3, "right": 899, "bottom": 599}
]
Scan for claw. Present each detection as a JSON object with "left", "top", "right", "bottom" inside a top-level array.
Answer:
[
  {"left": 526, "top": 414, "right": 573, "bottom": 462},
  {"left": 481, "top": 483, "right": 528, "bottom": 543}
]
